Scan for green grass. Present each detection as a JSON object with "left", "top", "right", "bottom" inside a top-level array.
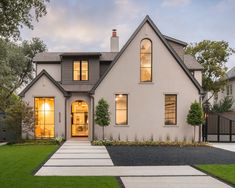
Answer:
[
  {"left": 197, "top": 164, "right": 235, "bottom": 185},
  {"left": 0, "top": 144, "right": 119, "bottom": 188}
]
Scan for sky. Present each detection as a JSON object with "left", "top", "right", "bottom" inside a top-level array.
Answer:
[{"left": 21, "top": 0, "right": 235, "bottom": 69}]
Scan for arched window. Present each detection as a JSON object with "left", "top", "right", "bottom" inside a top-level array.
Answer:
[{"left": 140, "top": 39, "right": 152, "bottom": 82}]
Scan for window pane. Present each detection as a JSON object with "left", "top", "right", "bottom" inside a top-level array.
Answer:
[
  {"left": 140, "top": 67, "right": 151, "bottom": 82},
  {"left": 115, "top": 94, "right": 127, "bottom": 125},
  {"left": 74, "top": 61, "right": 80, "bottom": 71},
  {"left": 82, "top": 70, "right": 88, "bottom": 80},
  {"left": 82, "top": 61, "right": 88, "bottom": 70},
  {"left": 141, "top": 39, "right": 152, "bottom": 53},
  {"left": 140, "top": 53, "right": 151, "bottom": 67},
  {"left": 165, "top": 95, "right": 177, "bottom": 125}
]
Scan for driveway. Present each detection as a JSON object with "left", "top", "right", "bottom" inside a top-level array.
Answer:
[{"left": 106, "top": 146, "right": 235, "bottom": 166}]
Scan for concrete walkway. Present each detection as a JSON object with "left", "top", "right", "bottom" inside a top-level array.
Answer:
[
  {"left": 36, "top": 141, "right": 232, "bottom": 188},
  {"left": 211, "top": 143, "right": 235, "bottom": 152}
]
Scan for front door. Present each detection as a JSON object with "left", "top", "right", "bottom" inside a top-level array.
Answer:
[{"left": 71, "top": 100, "right": 88, "bottom": 137}]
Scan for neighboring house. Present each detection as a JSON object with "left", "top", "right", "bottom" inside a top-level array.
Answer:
[
  {"left": 19, "top": 15, "right": 204, "bottom": 141},
  {"left": 215, "top": 66, "right": 235, "bottom": 111}
]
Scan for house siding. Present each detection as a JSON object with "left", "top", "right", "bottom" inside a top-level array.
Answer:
[
  {"left": 37, "top": 63, "right": 61, "bottom": 81},
  {"left": 94, "top": 22, "right": 200, "bottom": 141}
]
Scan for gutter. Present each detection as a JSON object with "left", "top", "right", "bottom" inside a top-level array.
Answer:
[{"left": 90, "top": 94, "right": 95, "bottom": 141}]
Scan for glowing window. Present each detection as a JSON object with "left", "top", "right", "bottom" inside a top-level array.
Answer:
[
  {"left": 35, "top": 98, "right": 54, "bottom": 138},
  {"left": 73, "top": 60, "right": 88, "bottom": 81},
  {"left": 115, "top": 94, "right": 128, "bottom": 125},
  {"left": 165, "top": 95, "right": 177, "bottom": 125},
  {"left": 140, "top": 39, "right": 152, "bottom": 82}
]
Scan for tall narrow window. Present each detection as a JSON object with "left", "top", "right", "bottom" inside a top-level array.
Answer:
[
  {"left": 140, "top": 39, "right": 152, "bottom": 82},
  {"left": 115, "top": 94, "right": 128, "bottom": 125},
  {"left": 73, "top": 60, "right": 88, "bottom": 80},
  {"left": 35, "top": 98, "right": 54, "bottom": 138},
  {"left": 165, "top": 95, "right": 177, "bottom": 125}
]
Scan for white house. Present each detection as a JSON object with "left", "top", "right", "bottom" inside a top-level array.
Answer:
[{"left": 20, "top": 15, "right": 204, "bottom": 141}]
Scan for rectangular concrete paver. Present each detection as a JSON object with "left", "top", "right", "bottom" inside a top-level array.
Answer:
[
  {"left": 36, "top": 166, "right": 205, "bottom": 176},
  {"left": 211, "top": 143, "right": 235, "bottom": 152},
  {"left": 121, "top": 176, "right": 232, "bottom": 188},
  {"left": 51, "top": 153, "right": 111, "bottom": 159},
  {"left": 44, "top": 159, "right": 114, "bottom": 166}
]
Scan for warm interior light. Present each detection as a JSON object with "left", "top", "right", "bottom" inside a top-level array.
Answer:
[
  {"left": 42, "top": 103, "right": 50, "bottom": 111},
  {"left": 118, "top": 94, "right": 123, "bottom": 97}
]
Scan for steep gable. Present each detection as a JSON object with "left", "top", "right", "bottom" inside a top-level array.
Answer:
[{"left": 91, "top": 15, "right": 203, "bottom": 94}]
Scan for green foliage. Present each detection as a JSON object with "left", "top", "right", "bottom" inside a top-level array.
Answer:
[
  {"left": 212, "top": 96, "right": 234, "bottom": 113},
  {"left": 187, "top": 101, "right": 204, "bottom": 126},
  {"left": 95, "top": 98, "right": 111, "bottom": 127},
  {"left": 0, "top": 0, "right": 49, "bottom": 39},
  {"left": 0, "top": 38, "right": 47, "bottom": 111},
  {"left": 185, "top": 40, "right": 234, "bottom": 100},
  {"left": 4, "top": 96, "right": 34, "bottom": 140}
]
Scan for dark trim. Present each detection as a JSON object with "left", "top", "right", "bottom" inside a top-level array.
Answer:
[
  {"left": 64, "top": 97, "right": 68, "bottom": 140},
  {"left": 61, "top": 52, "right": 101, "bottom": 57},
  {"left": 164, "top": 94, "right": 177, "bottom": 125},
  {"left": 91, "top": 95, "right": 95, "bottom": 141},
  {"left": 35, "top": 61, "right": 61, "bottom": 64},
  {"left": 19, "top": 69, "right": 69, "bottom": 97},
  {"left": 90, "top": 15, "right": 203, "bottom": 94},
  {"left": 140, "top": 38, "right": 153, "bottom": 83},
  {"left": 164, "top": 35, "right": 187, "bottom": 47},
  {"left": 115, "top": 94, "right": 128, "bottom": 125}
]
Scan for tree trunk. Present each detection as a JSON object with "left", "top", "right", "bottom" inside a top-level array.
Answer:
[
  {"left": 199, "top": 125, "right": 201, "bottom": 143},
  {"left": 102, "top": 126, "right": 104, "bottom": 140},
  {"left": 194, "top": 126, "right": 196, "bottom": 143}
]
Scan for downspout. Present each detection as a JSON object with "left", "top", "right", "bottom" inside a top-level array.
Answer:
[
  {"left": 64, "top": 97, "right": 68, "bottom": 140},
  {"left": 90, "top": 94, "right": 95, "bottom": 141}
]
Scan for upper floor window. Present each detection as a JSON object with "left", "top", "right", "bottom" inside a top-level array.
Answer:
[
  {"left": 226, "top": 84, "right": 233, "bottom": 96},
  {"left": 73, "top": 60, "right": 88, "bottom": 81},
  {"left": 140, "top": 39, "right": 152, "bottom": 82}
]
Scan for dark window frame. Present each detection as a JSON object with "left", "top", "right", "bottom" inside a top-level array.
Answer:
[
  {"left": 115, "top": 94, "right": 128, "bottom": 125},
  {"left": 34, "top": 97, "right": 55, "bottom": 139},
  {"left": 73, "top": 60, "right": 89, "bottom": 81},
  {"left": 164, "top": 94, "right": 177, "bottom": 125},
  {"left": 140, "top": 38, "right": 152, "bottom": 82}
]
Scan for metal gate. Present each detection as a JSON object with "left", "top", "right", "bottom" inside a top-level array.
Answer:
[{"left": 203, "top": 112, "right": 235, "bottom": 142}]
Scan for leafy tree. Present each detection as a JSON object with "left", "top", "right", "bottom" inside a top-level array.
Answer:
[
  {"left": 3, "top": 95, "right": 34, "bottom": 140},
  {"left": 0, "top": 0, "right": 49, "bottom": 39},
  {"left": 187, "top": 101, "right": 204, "bottom": 142},
  {"left": 185, "top": 40, "right": 234, "bottom": 103},
  {"left": 95, "top": 98, "right": 111, "bottom": 140},
  {"left": 212, "top": 96, "right": 234, "bottom": 113},
  {"left": 0, "top": 38, "right": 47, "bottom": 111}
]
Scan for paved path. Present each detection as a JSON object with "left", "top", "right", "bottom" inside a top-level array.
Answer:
[
  {"left": 36, "top": 141, "right": 232, "bottom": 188},
  {"left": 211, "top": 143, "right": 235, "bottom": 152}
]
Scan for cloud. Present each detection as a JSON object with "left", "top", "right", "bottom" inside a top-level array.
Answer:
[{"left": 161, "top": 0, "right": 192, "bottom": 7}]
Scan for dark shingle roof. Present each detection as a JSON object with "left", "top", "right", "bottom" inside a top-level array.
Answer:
[{"left": 184, "top": 55, "right": 203, "bottom": 70}]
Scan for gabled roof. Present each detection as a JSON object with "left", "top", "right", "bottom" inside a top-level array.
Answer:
[
  {"left": 19, "top": 70, "right": 69, "bottom": 97},
  {"left": 90, "top": 15, "right": 204, "bottom": 94},
  {"left": 164, "top": 35, "right": 187, "bottom": 47},
  {"left": 184, "top": 55, "right": 204, "bottom": 70}
]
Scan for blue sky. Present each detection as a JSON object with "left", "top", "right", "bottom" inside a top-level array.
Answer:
[{"left": 21, "top": 0, "right": 235, "bottom": 69}]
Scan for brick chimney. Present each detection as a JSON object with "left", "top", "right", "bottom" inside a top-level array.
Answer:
[{"left": 110, "top": 29, "right": 119, "bottom": 52}]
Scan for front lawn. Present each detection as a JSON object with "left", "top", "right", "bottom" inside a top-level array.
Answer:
[
  {"left": 0, "top": 144, "right": 119, "bottom": 188},
  {"left": 197, "top": 164, "right": 235, "bottom": 186}
]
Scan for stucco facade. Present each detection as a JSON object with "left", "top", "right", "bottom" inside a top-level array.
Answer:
[{"left": 20, "top": 15, "right": 203, "bottom": 141}]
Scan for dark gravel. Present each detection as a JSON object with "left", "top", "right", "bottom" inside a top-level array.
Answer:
[{"left": 106, "top": 146, "right": 235, "bottom": 166}]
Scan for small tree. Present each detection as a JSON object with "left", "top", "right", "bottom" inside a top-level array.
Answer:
[
  {"left": 95, "top": 98, "right": 111, "bottom": 140},
  {"left": 187, "top": 101, "right": 204, "bottom": 142}
]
